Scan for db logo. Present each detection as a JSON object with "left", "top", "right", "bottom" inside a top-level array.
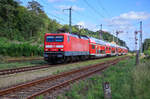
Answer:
[{"left": 51, "top": 49, "right": 57, "bottom": 51}]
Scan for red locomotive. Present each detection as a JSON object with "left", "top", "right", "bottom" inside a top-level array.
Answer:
[{"left": 44, "top": 33, "right": 128, "bottom": 63}]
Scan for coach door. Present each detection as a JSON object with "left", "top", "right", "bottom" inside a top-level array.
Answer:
[{"left": 96, "top": 45, "right": 97, "bottom": 54}]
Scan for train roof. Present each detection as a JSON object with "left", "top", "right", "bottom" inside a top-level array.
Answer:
[
  {"left": 45, "top": 33, "right": 89, "bottom": 40},
  {"left": 109, "top": 43, "right": 117, "bottom": 47},
  {"left": 116, "top": 45, "right": 127, "bottom": 49},
  {"left": 88, "top": 37, "right": 107, "bottom": 45}
]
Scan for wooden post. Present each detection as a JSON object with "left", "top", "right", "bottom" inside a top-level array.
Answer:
[
  {"left": 102, "top": 73, "right": 112, "bottom": 99},
  {"left": 103, "top": 82, "right": 112, "bottom": 99},
  {"left": 135, "top": 50, "right": 139, "bottom": 65}
]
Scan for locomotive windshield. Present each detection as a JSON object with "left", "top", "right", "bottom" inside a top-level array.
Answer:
[{"left": 46, "top": 36, "right": 64, "bottom": 42}]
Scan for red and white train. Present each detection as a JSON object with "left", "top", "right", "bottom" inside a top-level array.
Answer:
[{"left": 44, "top": 33, "right": 128, "bottom": 63}]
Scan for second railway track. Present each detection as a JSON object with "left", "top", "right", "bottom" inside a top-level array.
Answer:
[
  {"left": 0, "top": 65, "right": 50, "bottom": 75},
  {"left": 0, "top": 56, "right": 128, "bottom": 99}
]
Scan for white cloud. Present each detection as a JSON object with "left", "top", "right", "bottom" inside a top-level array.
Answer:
[
  {"left": 56, "top": 5, "right": 84, "bottom": 11},
  {"left": 48, "top": 0, "right": 76, "bottom": 3},
  {"left": 116, "top": 11, "right": 150, "bottom": 20},
  {"left": 105, "top": 18, "right": 131, "bottom": 30}
]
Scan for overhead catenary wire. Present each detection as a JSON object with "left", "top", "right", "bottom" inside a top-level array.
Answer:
[
  {"left": 83, "top": 0, "right": 105, "bottom": 18},
  {"left": 96, "top": 0, "right": 112, "bottom": 17},
  {"left": 73, "top": 10, "right": 99, "bottom": 22},
  {"left": 46, "top": 12, "right": 66, "bottom": 23}
]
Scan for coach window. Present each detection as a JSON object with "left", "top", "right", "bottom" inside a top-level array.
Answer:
[
  {"left": 99, "top": 50, "right": 101, "bottom": 53},
  {"left": 100, "top": 50, "right": 105, "bottom": 54},
  {"left": 67, "top": 36, "right": 70, "bottom": 42},
  {"left": 92, "top": 45, "right": 95, "bottom": 49},
  {"left": 106, "top": 47, "right": 109, "bottom": 50}
]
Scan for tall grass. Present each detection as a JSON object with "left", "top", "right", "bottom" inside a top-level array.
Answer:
[
  {"left": 132, "top": 62, "right": 150, "bottom": 99},
  {"left": 0, "top": 38, "right": 43, "bottom": 57}
]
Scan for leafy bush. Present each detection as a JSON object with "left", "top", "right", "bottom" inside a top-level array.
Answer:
[
  {"left": 144, "top": 49, "right": 150, "bottom": 58},
  {"left": 0, "top": 42, "right": 43, "bottom": 57}
]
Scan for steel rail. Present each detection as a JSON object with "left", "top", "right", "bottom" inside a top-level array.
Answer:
[{"left": 0, "top": 65, "right": 50, "bottom": 75}]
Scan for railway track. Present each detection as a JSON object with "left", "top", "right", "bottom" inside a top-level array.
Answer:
[
  {"left": 0, "top": 65, "right": 49, "bottom": 75},
  {"left": 0, "top": 56, "right": 128, "bottom": 99}
]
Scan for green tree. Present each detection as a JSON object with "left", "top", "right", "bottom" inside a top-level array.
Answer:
[
  {"left": 27, "top": 0, "right": 44, "bottom": 14},
  {"left": 48, "top": 19, "right": 61, "bottom": 33},
  {"left": 0, "top": 0, "right": 19, "bottom": 39}
]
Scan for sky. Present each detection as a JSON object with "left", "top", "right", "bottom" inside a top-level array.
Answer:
[{"left": 21, "top": 0, "right": 150, "bottom": 51}]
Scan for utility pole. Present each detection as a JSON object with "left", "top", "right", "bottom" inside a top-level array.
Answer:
[
  {"left": 139, "top": 21, "right": 143, "bottom": 54},
  {"left": 134, "top": 21, "right": 143, "bottom": 64},
  {"left": 135, "top": 31, "right": 139, "bottom": 65},
  {"left": 63, "top": 7, "right": 72, "bottom": 33},
  {"left": 97, "top": 24, "right": 103, "bottom": 40}
]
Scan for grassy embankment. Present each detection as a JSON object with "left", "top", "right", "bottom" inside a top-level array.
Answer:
[
  {"left": 0, "top": 60, "right": 46, "bottom": 70},
  {"left": 57, "top": 57, "right": 150, "bottom": 99}
]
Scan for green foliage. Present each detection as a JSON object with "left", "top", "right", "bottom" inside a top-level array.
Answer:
[
  {"left": 27, "top": 0, "right": 44, "bottom": 14},
  {"left": 143, "top": 39, "right": 150, "bottom": 58},
  {"left": 144, "top": 49, "right": 150, "bottom": 58},
  {"left": 0, "top": 39, "right": 43, "bottom": 57},
  {"left": 0, "top": 0, "right": 61, "bottom": 42},
  {"left": 143, "top": 39, "right": 150, "bottom": 51}
]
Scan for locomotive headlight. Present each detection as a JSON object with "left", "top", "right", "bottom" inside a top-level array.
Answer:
[
  {"left": 56, "top": 45, "right": 64, "bottom": 48},
  {"left": 46, "top": 45, "right": 53, "bottom": 48},
  {"left": 45, "top": 49, "right": 48, "bottom": 51}
]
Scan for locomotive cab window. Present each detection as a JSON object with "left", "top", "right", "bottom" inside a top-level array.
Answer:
[
  {"left": 55, "top": 36, "right": 64, "bottom": 42},
  {"left": 46, "top": 36, "right": 64, "bottom": 42},
  {"left": 46, "top": 36, "right": 55, "bottom": 42}
]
